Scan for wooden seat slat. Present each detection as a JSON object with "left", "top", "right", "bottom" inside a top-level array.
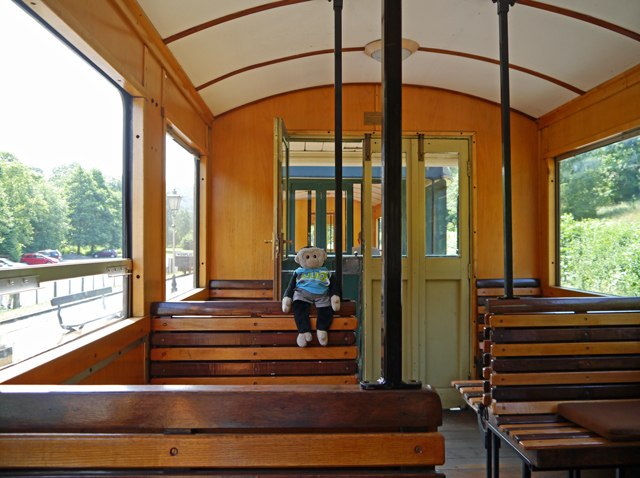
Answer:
[
  {"left": 508, "top": 427, "right": 591, "bottom": 435},
  {"left": 489, "top": 355, "right": 640, "bottom": 373},
  {"left": 210, "top": 289, "right": 273, "bottom": 299},
  {"left": 488, "top": 312, "right": 640, "bottom": 327},
  {"left": 491, "top": 383, "right": 640, "bottom": 402},
  {"left": 513, "top": 432, "right": 598, "bottom": 441},
  {"left": 519, "top": 437, "right": 617, "bottom": 449},
  {"left": 151, "top": 331, "right": 356, "bottom": 346},
  {"left": 151, "top": 300, "right": 357, "bottom": 317},
  {"left": 151, "top": 317, "right": 358, "bottom": 331},
  {"left": 0, "top": 432, "right": 445, "bottom": 469},
  {"left": 150, "top": 375, "right": 360, "bottom": 385},
  {"left": 486, "top": 297, "right": 640, "bottom": 315},
  {"left": 500, "top": 423, "right": 573, "bottom": 431},
  {"left": 210, "top": 280, "right": 273, "bottom": 289},
  {"left": 490, "top": 341, "right": 640, "bottom": 357},
  {"left": 150, "top": 346, "right": 358, "bottom": 361},
  {"left": 491, "top": 326, "right": 640, "bottom": 343},
  {"left": 491, "top": 370, "right": 640, "bottom": 386},
  {"left": 150, "top": 361, "right": 358, "bottom": 377},
  {"left": 0, "top": 385, "right": 443, "bottom": 431},
  {"left": 477, "top": 287, "right": 541, "bottom": 297}
]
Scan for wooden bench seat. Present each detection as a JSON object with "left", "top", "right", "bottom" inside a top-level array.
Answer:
[
  {"left": 209, "top": 279, "right": 273, "bottom": 300},
  {"left": 479, "top": 297, "right": 640, "bottom": 477},
  {"left": 150, "top": 300, "right": 359, "bottom": 385},
  {"left": 473, "top": 279, "right": 541, "bottom": 378},
  {"left": 0, "top": 385, "right": 445, "bottom": 476}
]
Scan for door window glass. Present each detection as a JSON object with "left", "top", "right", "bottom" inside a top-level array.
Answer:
[
  {"left": 294, "top": 190, "right": 316, "bottom": 250},
  {"left": 425, "top": 152, "right": 460, "bottom": 256}
]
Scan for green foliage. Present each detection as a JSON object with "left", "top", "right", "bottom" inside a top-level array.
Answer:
[
  {"left": 560, "top": 214, "right": 640, "bottom": 297},
  {"left": 0, "top": 153, "right": 122, "bottom": 259},
  {"left": 0, "top": 152, "right": 48, "bottom": 259},
  {"left": 179, "top": 230, "right": 194, "bottom": 250}
]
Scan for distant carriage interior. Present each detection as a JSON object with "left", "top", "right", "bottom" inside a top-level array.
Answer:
[{"left": 0, "top": 0, "right": 639, "bottom": 477}]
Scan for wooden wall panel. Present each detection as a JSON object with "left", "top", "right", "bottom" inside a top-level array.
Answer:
[
  {"left": 45, "top": 0, "right": 144, "bottom": 87},
  {"left": 79, "top": 341, "right": 146, "bottom": 385},
  {"left": 537, "top": 65, "right": 640, "bottom": 292},
  {"left": 210, "top": 85, "right": 539, "bottom": 281},
  {"left": 163, "top": 74, "right": 208, "bottom": 152},
  {"left": 538, "top": 64, "right": 640, "bottom": 158}
]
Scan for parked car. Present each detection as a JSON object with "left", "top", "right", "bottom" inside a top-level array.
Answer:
[
  {"left": 92, "top": 249, "right": 117, "bottom": 258},
  {"left": 0, "top": 258, "right": 26, "bottom": 268},
  {"left": 20, "top": 253, "right": 60, "bottom": 265},
  {"left": 37, "top": 249, "right": 63, "bottom": 261}
]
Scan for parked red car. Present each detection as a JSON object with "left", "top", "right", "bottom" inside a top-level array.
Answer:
[{"left": 20, "top": 253, "right": 60, "bottom": 265}]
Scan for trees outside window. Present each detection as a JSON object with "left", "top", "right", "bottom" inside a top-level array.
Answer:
[{"left": 558, "top": 134, "right": 640, "bottom": 296}]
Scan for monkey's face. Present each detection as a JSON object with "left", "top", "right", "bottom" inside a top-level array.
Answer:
[{"left": 295, "top": 247, "right": 326, "bottom": 269}]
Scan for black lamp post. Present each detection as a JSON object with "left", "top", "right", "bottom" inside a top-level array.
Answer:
[{"left": 167, "top": 189, "right": 182, "bottom": 294}]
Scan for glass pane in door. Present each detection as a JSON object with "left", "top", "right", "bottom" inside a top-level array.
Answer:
[
  {"left": 294, "top": 190, "right": 316, "bottom": 250},
  {"left": 425, "top": 152, "right": 459, "bottom": 256},
  {"left": 326, "top": 190, "right": 347, "bottom": 253},
  {"left": 372, "top": 153, "right": 407, "bottom": 256}
]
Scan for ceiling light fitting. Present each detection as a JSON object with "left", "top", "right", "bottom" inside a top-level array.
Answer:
[{"left": 364, "top": 38, "right": 419, "bottom": 62}]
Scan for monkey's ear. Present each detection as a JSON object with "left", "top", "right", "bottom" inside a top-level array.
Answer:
[{"left": 294, "top": 254, "right": 301, "bottom": 264}]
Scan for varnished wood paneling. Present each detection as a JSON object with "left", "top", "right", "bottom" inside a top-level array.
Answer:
[
  {"left": 150, "top": 375, "right": 359, "bottom": 385},
  {"left": 53, "top": 0, "right": 143, "bottom": 85},
  {"left": 0, "top": 432, "right": 445, "bottom": 468},
  {"left": 150, "top": 346, "right": 358, "bottom": 361},
  {"left": 0, "top": 385, "right": 444, "bottom": 430},
  {"left": 163, "top": 73, "right": 208, "bottom": 152},
  {"left": 78, "top": 341, "right": 146, "bottom": 385},
  {"left": 211, "top": 85, "right": 538, "bottom": 281},
  {"left": 0, "top": 318, "right": 149, "bottom": 384}
]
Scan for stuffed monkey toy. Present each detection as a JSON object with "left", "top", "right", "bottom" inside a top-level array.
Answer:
[{"left": 282, "top": 246, "right": 340, "bottom": 347}]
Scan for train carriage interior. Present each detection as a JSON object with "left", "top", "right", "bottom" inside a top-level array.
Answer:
[{"left": 0, "top": 0, "right": 639, "bottom": 476}]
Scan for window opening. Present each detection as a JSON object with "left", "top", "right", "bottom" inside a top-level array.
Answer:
[
  {"left": 0, "top": 0, "right": 131, "bottom": 370},
  {"left": 557, "top": 132, "right": 640, "bottom": 296},
  {"left": 166, "top": 133, "right": 199, "bottom": 299}
]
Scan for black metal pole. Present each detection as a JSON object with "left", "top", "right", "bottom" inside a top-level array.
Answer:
[
  {"left": 380, "top": 0, "right": 403, "bottom": 388},
  {"left": 494, "top": 0, "right": 516, "bottom": 299},
  {"left": 333, "top": 0, "right": 343, "bottom": 295},
  {"left": 360, "top": 0, "right": 419, "bottom": 391}
]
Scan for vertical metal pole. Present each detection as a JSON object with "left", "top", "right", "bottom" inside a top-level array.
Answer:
[
  {"left": 494, "top": 0, "right": 515, "bottom": 299},
  {"left": 381, "top": 0, "right": 403, "bottom": 388},
  {"left": 333, "top": 0, "right": 343, "bottom": 294}
]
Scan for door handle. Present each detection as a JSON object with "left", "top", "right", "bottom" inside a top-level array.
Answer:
[{"left": 264, "top": 239, "right": 273, "bottom": 243}]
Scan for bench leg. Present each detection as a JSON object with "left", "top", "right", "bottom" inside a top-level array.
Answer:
[
  {"left": 493, "top": 430, "right": 501, "bottom": 478},
  {"left": 485, "top": 427, "right": 493, "bottom": 478},
  {"left": 616, "top": 468, "right": 626, "bottom": 478},
  {"left": 522, "top": 463, "right": 531, "bottom": 478}
]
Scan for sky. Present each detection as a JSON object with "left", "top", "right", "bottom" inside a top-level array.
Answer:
[{"left": 0, "top": 0, "right": 196, "bottom": 198}]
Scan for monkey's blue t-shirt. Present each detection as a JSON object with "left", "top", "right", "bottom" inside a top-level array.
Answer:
[{"left": 294, "top": 267, "right": 331, "bottom": 295}]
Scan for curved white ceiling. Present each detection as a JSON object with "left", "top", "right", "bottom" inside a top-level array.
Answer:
[{"left": 137, "top": 0, "right": 640, "bottom": 118}]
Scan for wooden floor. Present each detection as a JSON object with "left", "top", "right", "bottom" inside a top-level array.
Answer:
[{"left": 436, "top": 408, "right": 639, "bottom": 478}]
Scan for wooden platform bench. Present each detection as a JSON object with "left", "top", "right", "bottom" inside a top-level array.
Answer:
[
  {"left": 150, "top": 300, "right": 359, "bottom": 385},
  {"left": 479, "top": 297, "right": 640, "bottom": 477},
  {"left": 209, "top": 279, "right": 273, "bottom": 300},
  {"left": 474, "top": 279, "right": 541, "bottom": 377},
  {"left": 0, "top": 384, "right": 445, "bottom": 476}
]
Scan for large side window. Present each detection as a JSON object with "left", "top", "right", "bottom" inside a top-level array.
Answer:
[
  {"left": 165, "top": 133, "right": 199, "bottom": 299},
  {"left": 0, "top": 1, "right": 131, "bottom": 370},
  {"left": 557, "top": 132, "right": 640, "bottom": 296}
]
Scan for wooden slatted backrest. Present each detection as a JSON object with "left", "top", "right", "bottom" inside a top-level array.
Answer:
[
  {"left": 474, "top": 279, "right": 541, "bottom": 378},
  {"left": 483, "top": 297, "right": 640, "bottom": 416},
  {"left": 0, "top": 385, "right": 445, "bottom": 474},
  {"left": 209, "top": 280, "right": 273, "bottom": 300},
  {"left": 150, "top": 300, "right": 359, "bottom": 385}
]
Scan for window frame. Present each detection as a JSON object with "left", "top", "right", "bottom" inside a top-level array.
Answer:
[
  {"left": 0, "top": 1, "right": 134, "bottom": 368},
  {"left": 554, "top": 127, "right": 640, "bottom": 294},
  {"left": 165, "top": 127, "right": 202, "bottom": 299}
]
